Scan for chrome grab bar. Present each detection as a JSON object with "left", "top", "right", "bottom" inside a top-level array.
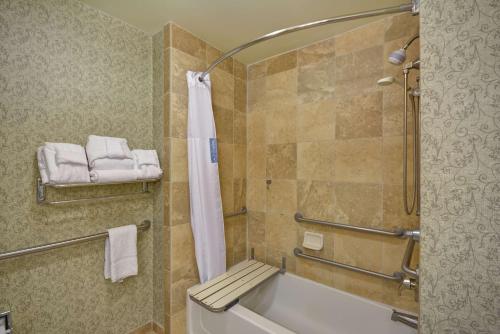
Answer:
[
  {"left": 294, "top": 248, "right": 404, "bottom": 282},
  {"left": 401, "top": 234, "right": 419, "bottom": 279},
  {"left": 294, "top": 212, "right": 405, "bottom": 237},
  {"left": 37, "top": 178, "right": 160, "bottom": 205},
  {"left": 223, "top": 207, "right": 247, "bottom": 218},
  {"left": 391, "top": 310, "right": 418, "bottom": 329},
  {"left": 0, "top": 220, "right": 151, "bottom": 261}
]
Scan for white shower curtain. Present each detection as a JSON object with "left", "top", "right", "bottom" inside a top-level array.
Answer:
[{"left": 186, "top": 71, "right": 226, "bottom": 283}]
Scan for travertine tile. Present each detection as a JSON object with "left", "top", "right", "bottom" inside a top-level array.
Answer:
[
  {"left": 233, "top": 60, "right": 247, "bottom": 81},
  {"left": 382, "top": 135, "right": 412, "bottom": 185},
  {"left": 267, "top": 179, "right": 297, "bottom": 213},
  {"left": 171, "top": 310, "right": 187, "bottom": 334},
  {"left": 233, "top": 144, "right": 247, "bottom": 178},
  {"left": 232, "top": 178, "right": 246, "bottom": 211},
  {"left": 233, "top": 110, "right": 246, "bottom": 144},
  {"left": 170, "top": 182, "right": 190, "bottom": 226},
  {"left": 247, "top": 77, "right": 267, "bottom": 110},
  {"left": 332, "top": 268, "right": 385, "bottom": 302},
  {"left": 247, "top": 178, "right": 266, "bottom": 211},
  {"left": 170, "top": 93, "right": 187, "bottom": 139},
  {"left": 335, "top": 19, "right": 384, "bottom": 56},
  {"left": 164, "top": 23, "right": 171, "bottom": 48},
  {"left": 248, "top": 211, "right": 266, "bottom": 246},
  {"left": 206, "top": 45, "right": 233, "bottom": 74},
  {"left": 211, "top": 68, "right": 234, "bottom": 110},
  {"left": 171, "top": 49, "right": 205, "bottom": 96},
  {"left": 266, "top": 106, "right": 297, "bottom": 144},
  {"left": 266, "top": 246, "right": 296, "bottom": 273},
  {"left": 296, "top": 99, "right": 336, "bottom": 142},
  {"left": 247, "top": 110, "right": 266, "bottom": 144},
  {"left": 333, "top": 231, "right": 385, "bottom": 272},
  {"left": 265, "top": 212, "right": 298, "bottom": 254},
  {"left": 266, "top": 143, "right": 297, "bottom": 179},
  {"left": 171, "top": 224, "right": 198, "bottom": 282},
  {"left": 266, "top": 51, "right": 297, "bottom": 75},
  {"left": 297, "top": 141, "right": 335, "bottom": 180},
  {"left": 335, "top": 91, "right": 383, "bottom": 139},
  {"left": 170, "top": 138, "right": 188, "bottom": 182},
  {"left": 248, "top": 61, "right": 267, "bottom": 80},
  {"left": 297, "top": 180, "right": 336, "bottom": 220},
  {"left": 296, "top": 256, "right": 334, "bottom": 286},
  {"left": 298, "top": 57, "right": 335, "bottom": 104},
  {"left": 298, "top": 38, "right": 335, "bottom": 67},
  {"left": 384, "top": 13, "right": 419, "bottom": 42},
  {"left": 247, "top": 144, "right": 266, "bottom": 178},
  {"left": 265, "top": 69, "right": 298, "bottom": 109},
  {"left": 213, "top": 105, "right": 233, "bottom": 143},
  {"left": 334, "top": 137, "right": 382, "bottom": 183},
  {"left": 171, "top": 24, "right": 206, "bottom": 59},
  {"left": 234, "top": 78, "right": 247, "bottom": 112},
  {"left": 333, "top": 182, "right": 383, "bottom": 227},
  {"left": 218, "top": 143, "right": 234, "bottom": 213},
  {"left": 382, "top": 183, "right": 420, "bottom": 230}
]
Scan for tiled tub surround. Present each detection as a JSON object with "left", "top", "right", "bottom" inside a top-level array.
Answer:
[
  {"left": 161, "top": 23, "right": 248, "bottom": 333},
  {"left": 246, "top": 13, "right": 420, "bottom": 313},
  {"left": 0, "top": 1, "right": 155, "bottom": 333}
]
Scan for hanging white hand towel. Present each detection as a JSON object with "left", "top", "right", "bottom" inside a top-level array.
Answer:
[
  {"left": 186, "top": 71, "right": 226, "bottom": 283},
  {"left": 104, "top": 225, "right": 138, "bottom": 283}
]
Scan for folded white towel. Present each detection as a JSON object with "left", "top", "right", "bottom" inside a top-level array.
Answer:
[
  {"left": 104, "top": 225, "right": 138, "bottom": 283},
  {"left": 90, "top": 169, "right": 138, "bottom": 183},
  {"left": 37, "top": 146, "right": 49, "bottom": 184},
  {"left": 136, "top": 165, "right": 163, "bottom": 180},
  {"left": 45, "top": 142, "right": 88, "bottom": 166},
  {"left": 132, "top": 149, "right": 163, "bottom": 179},
  {"left": 38, "top": 144, "right": 90, "bottom": 184},
  {"left": 132, "top": 149, "right": 160, "bottom": 167},
  {"left": 86, "top": 135, "right": 133, "bottom": 167},
  {"left": 92, "top": 158, "right": 135, "bottom": 170}
]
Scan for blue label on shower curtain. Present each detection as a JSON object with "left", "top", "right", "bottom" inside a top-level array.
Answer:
[{"left": 209, "top": 138, "right": 218, "bottom": 163}]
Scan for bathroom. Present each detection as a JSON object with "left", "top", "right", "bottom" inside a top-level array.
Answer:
[{"left": 0, "top": 0, "right": 498, "bottom": 333}]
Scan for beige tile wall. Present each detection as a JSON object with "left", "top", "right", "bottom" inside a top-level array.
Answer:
[
  {"left": 246, "top": 13, "right": 420, "bottom": 312},
  {"left": 162, "top": 23, "right": 247, "bottom": 333}
]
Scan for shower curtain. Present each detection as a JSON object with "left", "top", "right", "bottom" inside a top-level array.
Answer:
[{"left": 186, "top": 71, "right": 226, "bottom": 283}]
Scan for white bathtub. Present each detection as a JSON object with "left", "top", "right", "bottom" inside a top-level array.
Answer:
[{"left": 187, "top": 272, "right": 417, "bottom": 334}]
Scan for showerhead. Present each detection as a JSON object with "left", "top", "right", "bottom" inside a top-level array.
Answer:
[{"left": 388, "top": 48, "right": 406, "bottom": 65}]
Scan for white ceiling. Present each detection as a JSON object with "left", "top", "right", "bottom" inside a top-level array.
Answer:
[{"left": 81, "top": 0, "right": 406, "bottom": 64}]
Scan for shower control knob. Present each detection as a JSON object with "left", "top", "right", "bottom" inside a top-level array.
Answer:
[{"left": 398, "top": 277, "right": 417, "bottom": 296}]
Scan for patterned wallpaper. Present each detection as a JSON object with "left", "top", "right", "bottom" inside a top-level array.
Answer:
[
  {"left": 420, "top": 0, "right": 499, "bottom": 333},
  {"left": 0, "top": 0, "right": 154, "bottom": 333}
]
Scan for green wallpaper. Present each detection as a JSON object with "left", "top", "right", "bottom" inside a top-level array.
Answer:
[
  {"left": 420, "top": 0, "right": 500, "bottom": 332},
  {"left": 0, "top": 0, "right": 154, "bottom": 333}
]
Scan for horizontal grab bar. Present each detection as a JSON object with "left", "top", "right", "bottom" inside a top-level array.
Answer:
[
  {"left": 294, "top": 248, "right": 404, "bottom": 282},
  {"left": 223, "top": 207, "right": 247, "bottom": 218},
  {"left": 295, "top": 212, "right": 405, "bottom": 237},
  {"left": 0, "top": 220, "right": 151, "bottom": 261}
]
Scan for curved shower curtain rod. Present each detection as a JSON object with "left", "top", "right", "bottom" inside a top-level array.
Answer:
[{"left": 198, "top": 0, "right": 420, "bottom": 82}]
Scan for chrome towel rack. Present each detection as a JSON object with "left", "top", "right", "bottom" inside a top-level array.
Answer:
[
  {"left": 0, "top": 220, "right": 151, "bottom": 261},
  {"left": 37, "top": 177, "right": 161, "bottom": 205},
  {"left": 294, "top": 248, "right": 404, "bottom": 281},
  {"left": 223, "top": 207, "right": 247, "bottom": 218},
  {"left": 294, "top": 212, "right": 420, "bottom": 238}
]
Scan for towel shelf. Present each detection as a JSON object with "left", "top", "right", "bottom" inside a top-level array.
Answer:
[
  {"left": 36, "top": 177, "right": 160, "bottom": 205},
  {"left": 0, "top": 220, "right": 151, "bottom": 261}
]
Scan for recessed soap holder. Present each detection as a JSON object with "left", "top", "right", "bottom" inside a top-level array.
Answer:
[{"left": 302, "top": 231, "right": 324, "bottom": 251}]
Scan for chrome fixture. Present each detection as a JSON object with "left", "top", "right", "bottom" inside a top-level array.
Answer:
[
  {"left": 294, "top": 248, "right": 404, "bottom": 282},
  {"left": 391, "top": 310, "right": 418, "bottom": 329},
  {"left": 388, "top": 34, "right": 419, "bottom": 64},
  {"left": 0, "top": 311, "right": 12, "bottom": 334},
  {"left": 377, "top": 76, "right": 395, "bottom": 86},
  {"left": 223, "top": 207, "right": 247, "bottom": 218},
  {"left": 0, "top": 220, "right": 151, "bottom": 261},
  {"left": 294, "top": 212, "right": 407, "bottom": 237},
  {"left": 198, "top": 0, "right": 420, "bottom": 81},
  {"left": 36, "top": 177, "right": 160, "bottom": 205}
]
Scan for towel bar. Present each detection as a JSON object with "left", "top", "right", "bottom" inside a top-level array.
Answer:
[
  {"left": 0, "top": 220, "right": 151, "bottom": 261},
  {"left": 37, "top": 177, "right": 160, "bottom": 205},
  {"left": 294, "top": 248, "right": 404, "bottom": 281}
]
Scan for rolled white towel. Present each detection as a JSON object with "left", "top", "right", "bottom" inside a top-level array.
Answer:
[
  {"left": 132, "top": 149, "right": 162, "bottom": 179},
  {"left": 37, "top": 146, "right": 49, "bottom": 184},
  {"left": 45, "top": 142, "right": 88, "bottom": 166},
  {"left": 86, "top": 135, "right": 133, "bottom": 168},
  {"left": 92, "top": 158, "right": 135, "bottom": 170},
  {"left": 39, "top": 144, "right": 90, "bottom": 184},
  {"left": 90, "top": 169, "right": 138, "bottom": 183}
]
